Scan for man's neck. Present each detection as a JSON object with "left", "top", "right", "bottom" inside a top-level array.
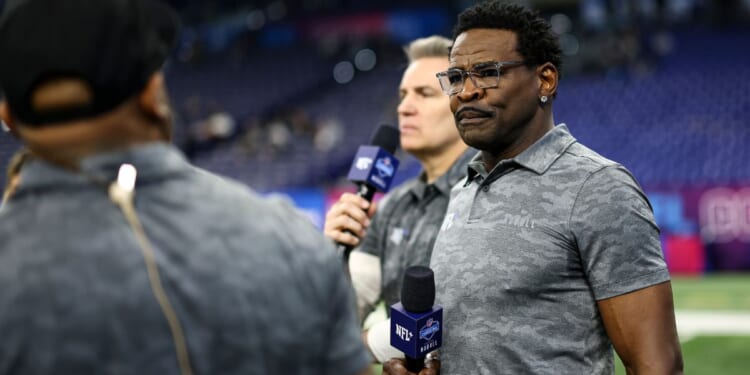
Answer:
[
  {"left": 482, "top": 117, "right": 555, "bottom": 172},
  {"left": 417, "top": 142, "right": 468, "bottom": 184},
  {"left": 18, "top": 114, "right": 168, "bottom": 172}
]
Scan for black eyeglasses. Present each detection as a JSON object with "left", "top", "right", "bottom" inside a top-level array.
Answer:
[{"left": 435, "top": 61, "right": 525, "bottom": 95}]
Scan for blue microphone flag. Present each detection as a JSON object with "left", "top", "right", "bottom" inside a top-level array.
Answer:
[
  {"left": 346, "top": 145, "right": 399, "bottom": 193},
  {"left": 390, "top": 302, "right": 443, "bottom": 358}
]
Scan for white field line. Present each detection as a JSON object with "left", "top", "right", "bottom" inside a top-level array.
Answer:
[{"left": 676, "top": 310, "right": 750, "bottom": 341}]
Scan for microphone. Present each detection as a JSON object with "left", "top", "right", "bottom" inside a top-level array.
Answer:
[
  {"left": 391, "top": 266, "right": 443, "bottom": 372},
  {"left": 337, "top": 124, "right": 400, "bottom": 263}
]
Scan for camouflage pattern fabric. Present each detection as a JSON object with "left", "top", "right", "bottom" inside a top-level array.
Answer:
[
  {"left": 0, "top": 144, "right": 369, "bottom": 375},
  {"left": 431, "top": 125, "right": 670, "bottom": 375}
]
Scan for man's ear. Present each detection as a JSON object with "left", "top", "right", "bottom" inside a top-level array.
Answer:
[
  {"left": 138, "top": 73, "right": 171, "bottom": 122},
  {"left": 0, "top": 101, "right": 19, "bottom": 137},
  {"left": 537, "top": 62, "right": 559, "bottom": 99}
]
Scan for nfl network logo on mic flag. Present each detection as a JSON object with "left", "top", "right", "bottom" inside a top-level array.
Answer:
[
  {"left": 390, "top": 303, "right": 443, "bottom": 358},
  {"left": 347, "top": 146, "right": 400, "bottom": 192}
]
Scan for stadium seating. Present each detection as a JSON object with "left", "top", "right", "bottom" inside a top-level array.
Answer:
[{"left": 1, "top": 31, "right": 748, "bottom": 192}]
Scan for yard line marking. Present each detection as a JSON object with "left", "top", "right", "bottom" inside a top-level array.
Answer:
[{"left": 676, "top": 310, "right": 750, "bottom": 341}]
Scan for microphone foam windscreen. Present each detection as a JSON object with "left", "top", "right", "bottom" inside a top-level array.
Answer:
[
  {"left": 370, "top": 124, "right": 400, "bottom": 155},
  {"left": 400, "top": 266, "right": 435, "bottom": 313}
]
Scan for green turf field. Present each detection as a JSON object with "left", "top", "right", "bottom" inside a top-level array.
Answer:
[
  {"left": 672, "top": 274, "right": 750, "bottom": 311},
  {"left": 371, "top": 274, "right": 750, "bottom": 374},
  {"left": 616, "top": 336, "right": 750, "bottom": 374},
  {"left": 617, "top": 274, "right": 750, "bottom": 374}
]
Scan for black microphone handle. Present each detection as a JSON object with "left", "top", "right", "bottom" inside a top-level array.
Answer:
[
  {"left": 338, "top": 183, "right": 377, "bottom": 273},
  {"left": 405, "top": 356, "right": 425, "bottom": 372}
]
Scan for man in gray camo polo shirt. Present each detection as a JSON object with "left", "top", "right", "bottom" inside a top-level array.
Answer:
[{"left": 384, "top": 2, "right": 683, "bottom": 375}]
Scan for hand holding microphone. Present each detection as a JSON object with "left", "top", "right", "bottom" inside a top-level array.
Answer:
[
  {"left": 387, "top": 266, "right": 442, "bottom": 374},
  {"left": 323, "top": 192, "right": 376, "bottom": 247},
  {"left": 382, "top": 356, "right": 440, "bottom": 375},
  {"left": 323, "top": 124, "right": 400, "bottom": 264}
]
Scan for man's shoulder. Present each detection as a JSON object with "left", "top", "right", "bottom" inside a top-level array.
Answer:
[
  {"left": 183, "top": 167, "right": 287, "bottom": 214},
  {"left": 561, "top": 142, "right": 621, "bottom": 172},
  {"left": 559, "top": 143, "right": 642, "bottom": 188},
  {"left": 139, "top": 165, "right": 334, "bottom": 263}
]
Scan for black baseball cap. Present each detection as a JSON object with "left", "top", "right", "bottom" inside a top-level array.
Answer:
[{"left": 0, "top": 0, "right": 180, "bottom": 126}]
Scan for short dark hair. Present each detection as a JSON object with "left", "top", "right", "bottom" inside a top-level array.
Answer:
[{"left": 452, "top": 1, "right": 562, "bottom": 73}]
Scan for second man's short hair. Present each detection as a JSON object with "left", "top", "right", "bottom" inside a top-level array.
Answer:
[{"left": 404, "top": 35, "right": 452, "bottom": 63}]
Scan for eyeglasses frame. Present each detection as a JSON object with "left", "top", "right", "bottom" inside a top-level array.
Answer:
[{"left": 435, "top": 60, "right": 526, "bottom": 95}]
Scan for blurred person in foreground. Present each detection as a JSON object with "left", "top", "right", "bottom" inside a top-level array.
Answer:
[
  {"left": 0, "top": 0, "right": 371, "bottom": 374},
  {"left": 385, "top": 2, "right": 683, "bottom": 375},
  {"left": 1, "top": 149, "right": 31, "bottom": 206},
  {"left": 323, "top": 36, "right": 473, "bottom": 363}
]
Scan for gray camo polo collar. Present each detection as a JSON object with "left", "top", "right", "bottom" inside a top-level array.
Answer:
[
  {"left": 466, "top": 124, "right": 577, "bottom": 183},
  {"left": 411, "top": 147, "right": 478, "bottom": 198}
]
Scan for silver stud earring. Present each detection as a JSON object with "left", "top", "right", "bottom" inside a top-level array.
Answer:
[{"left": 540, "top": 96, "right": 548, "bottom": 104}]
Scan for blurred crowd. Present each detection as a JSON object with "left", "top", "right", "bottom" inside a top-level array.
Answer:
[{"left": 176, "top": 96, "right": 345, "bottom": 161}]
